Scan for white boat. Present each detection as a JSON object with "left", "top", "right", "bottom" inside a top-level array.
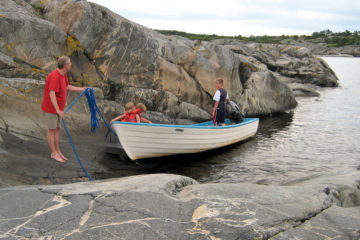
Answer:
[{"left": 111, "top": 118, "right": 259, "bottom": 160}]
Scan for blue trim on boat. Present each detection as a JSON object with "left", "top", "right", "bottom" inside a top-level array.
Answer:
[{"left": 111, "top": 118, "right": 259, "bottom": 129}]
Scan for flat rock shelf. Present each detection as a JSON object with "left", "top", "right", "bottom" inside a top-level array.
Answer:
[{"left": 0, "top": 172, "right": 359, "bottom": 240}]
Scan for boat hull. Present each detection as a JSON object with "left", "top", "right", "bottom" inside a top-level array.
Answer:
[{"left": 111, "top": 118, "right": 259, "bottom": 160}]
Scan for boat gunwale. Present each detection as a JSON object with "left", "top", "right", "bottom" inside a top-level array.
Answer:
[{"left": 111, "top": 118, "right": 259, "bottom": 130}]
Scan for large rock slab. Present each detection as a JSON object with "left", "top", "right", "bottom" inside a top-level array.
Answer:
[
  {"left": 1, "top": 0, "right": 344, "bottom": 123},
  {"left": 0, "top": 0, "right": 66, "bottom": 70},
  {"left": 280, "top": 38, "right": 360, "bottom": 57},
  {"left": 213, "top": 39, "right": 339, "bottom": 87},
  {"left": 0, "top": 0, "right": 297, "bottom": 120},
  {"left": 0, "top": 172, "right": 359, "bottom": 239},
  {"left": 271, "top": 206, "right": 360, "bottom": 240}
]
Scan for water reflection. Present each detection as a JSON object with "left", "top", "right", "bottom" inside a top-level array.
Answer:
[{"left": 257, "top": 113, "right": 294, "bottom": 139}]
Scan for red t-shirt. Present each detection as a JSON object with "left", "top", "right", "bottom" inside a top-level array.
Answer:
[{"left": 41, "top": 69, "right": 69, "bottom": 114}]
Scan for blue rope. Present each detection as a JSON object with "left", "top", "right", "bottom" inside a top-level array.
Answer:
[
  {"left": 84, "top": 89, "right": 117, "bottom": 136},
  {"left": 64, "top": 88, "right": 117, "bottom": 136},
  {"left": 64, "top": 90, "right": 87, "bottom": 114},
  {"left": 62, "top": 119, "right": 93, "bottom": 181},
  {"left": 62, "top": 88, "right": 116, "bottom": 181}
]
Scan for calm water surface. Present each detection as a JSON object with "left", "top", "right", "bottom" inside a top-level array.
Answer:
[{"left": 98, "top": 57, "right": 360, "bottom": 185}]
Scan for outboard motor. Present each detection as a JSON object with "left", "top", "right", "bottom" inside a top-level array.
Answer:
[{"left": 226, "top": 101, "right": 244, "bottom": 123}]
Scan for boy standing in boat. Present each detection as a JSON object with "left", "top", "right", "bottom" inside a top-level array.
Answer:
[{"left": 212, "top": 79, "right": 229, "bottom": 126}]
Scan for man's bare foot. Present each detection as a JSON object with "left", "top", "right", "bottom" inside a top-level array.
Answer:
[
  {"left": 58, "top": 152, "right": 68, "bottom": 161},
  {"left": 51, "top": 153, "right": 65, "bottom": 163}
]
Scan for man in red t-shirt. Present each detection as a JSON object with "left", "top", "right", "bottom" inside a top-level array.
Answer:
[{"left": 41, "top": 56, "right": 89, "bottom": 163}]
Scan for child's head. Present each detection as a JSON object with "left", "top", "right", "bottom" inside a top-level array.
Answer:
[
  {"left": 124, "top": 102, "right": 135, "bottom": 112},
  {"left": 215, "top": 79, "right": 224, "bottom": 89},
  {"left": 136, "top": 103, "right": 147, "bottom": 113}
]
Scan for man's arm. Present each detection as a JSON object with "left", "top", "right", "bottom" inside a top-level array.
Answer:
[
  {"left": 66, "top": 85, "right": 88, "bottom": 92},
  {"left": 49, "top": 90, "right": 64, "bottom": 119}
]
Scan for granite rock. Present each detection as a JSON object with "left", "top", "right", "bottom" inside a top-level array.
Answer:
[
  {"left": 0, "top": 172, "right": 359, "bottom": 240},
  {"left": 0, "top": 0, "right": 298, "bottom": 123}
]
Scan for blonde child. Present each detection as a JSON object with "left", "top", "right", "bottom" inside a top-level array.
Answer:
[
  {"left": 212, "top": 79, "right": 229, "bottom": 126},
  {"left": 110, "top": 102, "right": 135, "bottom": 123},
  {"left": 135, "top": 103, "right": 152, "bottom": 123}
]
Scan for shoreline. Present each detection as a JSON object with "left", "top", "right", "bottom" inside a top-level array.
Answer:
[{"left": 316, "top": 54, "right": 355, "bottom": 58}]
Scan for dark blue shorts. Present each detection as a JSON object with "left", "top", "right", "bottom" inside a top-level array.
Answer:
[{"left": 215, "top": 107, "right": 226, "bottom": 125}]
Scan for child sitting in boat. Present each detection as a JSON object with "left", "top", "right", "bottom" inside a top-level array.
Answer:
[
  {"left": 110, "top": 102, "right": 135, "bottom": 123},
  {"left": 135, "top": 103, "right": 152, "bottom": 123},
  {"left": 110, "top": 102, "right": 152, "bottom": 123}
]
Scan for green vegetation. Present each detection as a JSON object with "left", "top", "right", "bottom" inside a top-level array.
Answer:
[
  {"left": 305, "top": 30, "right": 360, "bottom": 47},
  {"left": 156, "top": 29, "right": 360, "bottom": 47},
  {"left": 31, "top": 4, "right": 46, "bottom": 20},
  {"left": 31, "top": 4, "right": 42, "bottom": 10},
  {"left": 157, "top": 30, "right": 231, "bottom": 41}
]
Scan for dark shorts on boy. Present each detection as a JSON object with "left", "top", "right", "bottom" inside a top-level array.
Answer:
[
  {"left": 215, "top": 107, "right": 226, "bottom": 125},
  {"left": 45, "top": 112, "right": 61, "bottom": 130}
]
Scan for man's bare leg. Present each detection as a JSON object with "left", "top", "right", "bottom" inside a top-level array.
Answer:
[
  {"left": 47, "top": 129, "right": 57, "bottom": 154},
  {"left": 54, "top": 127, "right": 68, "bottom": 160},
  {"left": 47, "top": 129, "right": 64, "bottom": 163}
]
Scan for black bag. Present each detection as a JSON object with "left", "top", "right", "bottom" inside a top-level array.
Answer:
[{"left": 226, "top": 101, "right": 244, "bottom": 123}]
